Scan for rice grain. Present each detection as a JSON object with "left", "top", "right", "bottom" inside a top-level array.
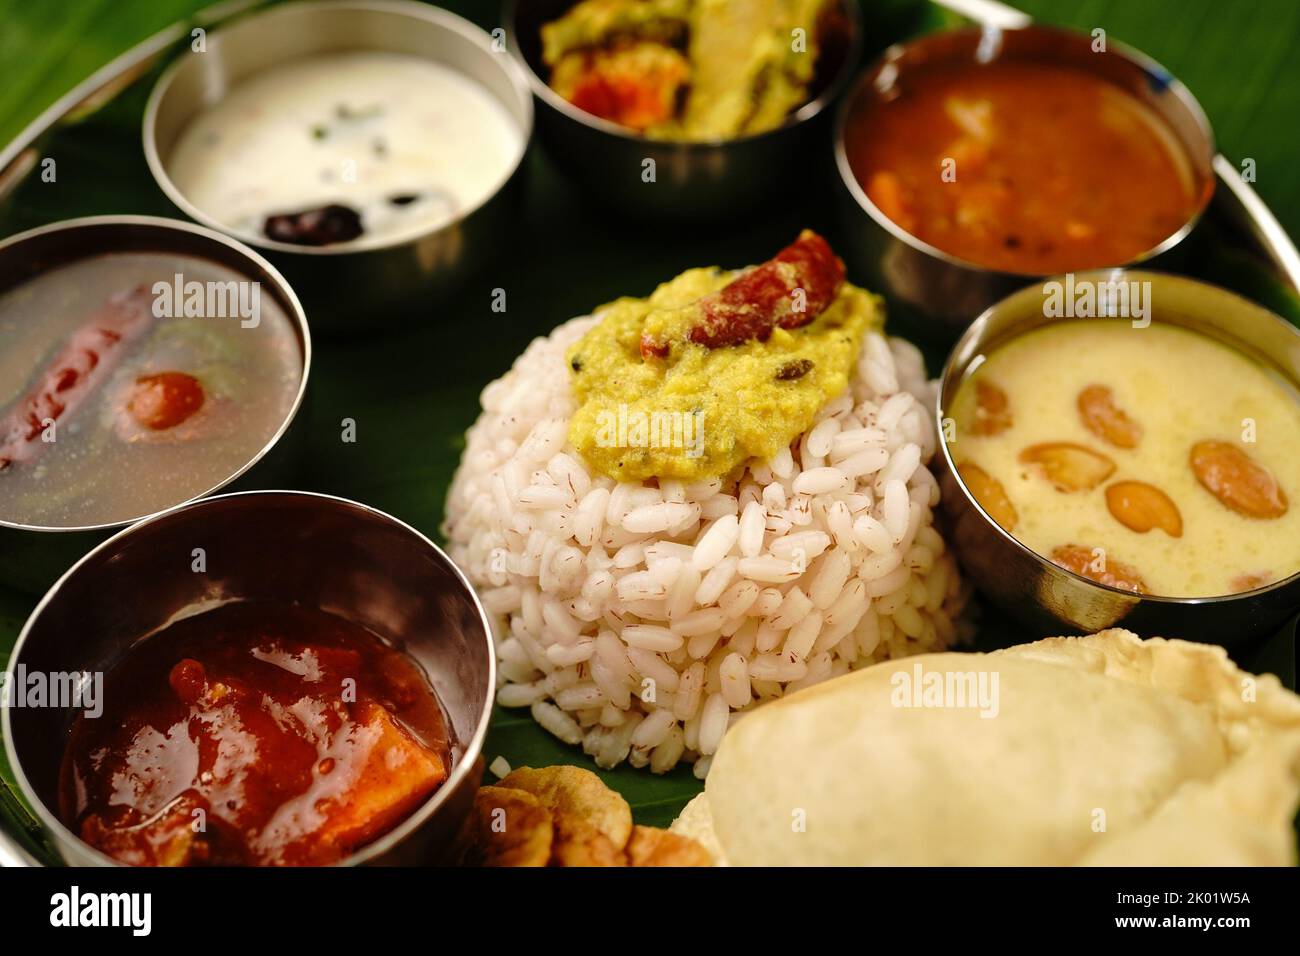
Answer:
[{"left": 444, "top": 318, "right": 968, "bottom": 776}]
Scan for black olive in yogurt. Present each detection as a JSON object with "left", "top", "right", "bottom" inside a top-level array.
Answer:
[{"left": 167, "top": 52, "right": 524, "bottom": 247}]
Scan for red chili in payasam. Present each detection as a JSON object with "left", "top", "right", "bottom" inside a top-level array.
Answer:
[
  {"left": 59, "top": 602, "right": 452, "bottom": 866},
  {"left": 845, "top": 60, "right": 1203, "bottom": 274}
]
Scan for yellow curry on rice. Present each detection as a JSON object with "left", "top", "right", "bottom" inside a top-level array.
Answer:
[{"left": 566, "top": 231, "right": 879, "bottom": 482}]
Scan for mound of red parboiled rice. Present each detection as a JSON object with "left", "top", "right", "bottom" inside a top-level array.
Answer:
[{"left": 444, "top": 316, "right": 971, "bottom": 777}]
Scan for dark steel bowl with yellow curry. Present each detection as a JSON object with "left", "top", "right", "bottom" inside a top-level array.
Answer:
[{"left": 508, "top": 0, "right": 861, "bottom": 219}]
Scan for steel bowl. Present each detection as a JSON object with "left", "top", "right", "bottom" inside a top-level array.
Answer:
[
  {"left": 935, "top": 270, "right": 1300, "bottom": 647},
  {"left": 0, "top": 215, "right": 311, "bottom": 594},
  {"left": 834, "top": 24, "right": 1217, "bottom": 346},
  {"left": 144, "top": 0, "right": 533, "bottom": 334},
  {"left": 1, "top": 490, "right": 496, "bottom": 867},
  {"left": 507, "top": 0, "right": 861, "bottom": 220}
]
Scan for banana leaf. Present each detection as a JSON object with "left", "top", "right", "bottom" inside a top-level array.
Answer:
[{"left": 0, "top": 0, "right": 1296, "bottom": 866}]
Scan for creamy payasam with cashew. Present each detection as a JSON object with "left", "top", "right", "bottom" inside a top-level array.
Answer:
[{"left": 949, "top": 318, "right": 1300, "bottom": 597}]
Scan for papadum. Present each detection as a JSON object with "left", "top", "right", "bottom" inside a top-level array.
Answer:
[{"left": 671, "top": 629, "right": 1300, "bottom": 866}]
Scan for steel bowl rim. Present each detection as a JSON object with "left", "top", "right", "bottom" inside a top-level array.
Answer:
[
  {"left": 142, "top": 0, "right": 535, "bottom": 258},
  {"left": 2, "top": 487, "right": 498, "bottom": 868},
  {"left": 935, "top": 267, "right": 1300, "bottom": 606},
  {"left": 833, "top": 22, "right": 1218, "bottom": 280},
  {"left": 0, "top": 213, "right": 312, "bottom": 536},
  {"left": 504, "top": 0, "right": 863, "bottom": 148}
]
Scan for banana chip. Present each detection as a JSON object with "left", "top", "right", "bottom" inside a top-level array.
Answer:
[
  {"left": 550, "top": 811, "right": 627, "bottom": 867},
  {"left": 497, "top": 765, "right": 634, "bottom": 849},
  {"left": 456, "top": 764, "right": 712, "bottom": 866},
  {"left": 452, "top": 786, "right": 553, "bottom": 867},
  {"left": 626, "top": 824, "right": 714, "bottom": 867}
]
